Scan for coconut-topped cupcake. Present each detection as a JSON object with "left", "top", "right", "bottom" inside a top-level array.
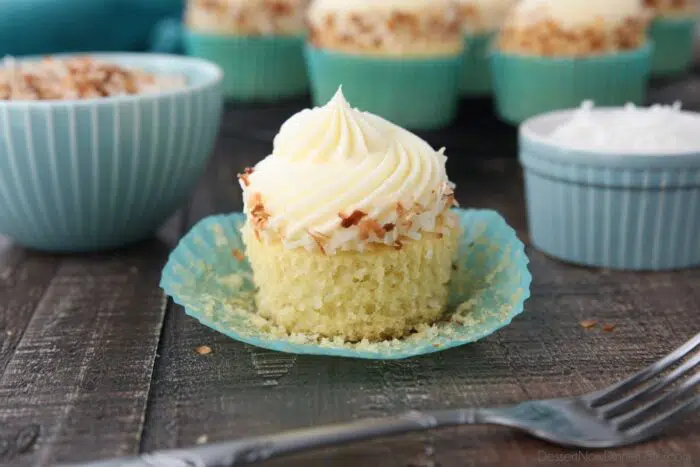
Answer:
[
  {"left": 307, "top": 0, "right": 462, "bottom": 57},
  {"left": 238, "top": 88, "right": 459, "bottom": 341},
  {"left": 491, "top": 0, "right": 653, "bottom": 123},
  {"left": 498, "top": 0, "right": 650, "bottom": 56},
  {"left": 186, "top": 0, "right": 310, "bottom": 35},
  {"left": 305, "top": 0, "right": 464, "bottom": 129},
  {"left": 184, "top": 0, "right": 310, "bottom": 101}
]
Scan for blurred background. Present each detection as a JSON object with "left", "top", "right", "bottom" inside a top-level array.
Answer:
[{"left": 0, "top": 0, "right": 185, "bottom": 56}]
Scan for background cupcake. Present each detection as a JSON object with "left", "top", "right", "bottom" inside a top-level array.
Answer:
[
  {"left": 644, "top": 0, "right": 699, "bottom": 76},
  {"left": 458, "top": 0, "right": 517, "bottom": 97},
  {"left": 185, "top": 0, "right": 310, "bottom": 101},
  {"left": 491, "top": 0, "right": 653, "bottom": 124},
  {"left": 305, "top": 0, "right": 464, "bottom": 130}
]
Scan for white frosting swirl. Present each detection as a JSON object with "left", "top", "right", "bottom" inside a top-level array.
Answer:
[{"left": 241, "top": 88, "right": 456, "bottom": 254}]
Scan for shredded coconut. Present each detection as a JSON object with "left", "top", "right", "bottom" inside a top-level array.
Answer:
[
  {"left": 0, "top": 55, "right": 187, "bottom": 101},
  {"left": 546, "top": 101, "right": 700, "bottom": 153}
]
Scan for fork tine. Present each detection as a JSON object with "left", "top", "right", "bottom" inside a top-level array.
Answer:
[
  {"left": 599, "top": 352, "right": 700, "bottom": 419},
  {"left": 626, "top": 395, "right": 700, "bottom": 441},
  {"left": 588, "top": 332, "right": 700, "bottom": 407},
  {"left": 615, "top": 371, "right": 700, "bottom": 431}
]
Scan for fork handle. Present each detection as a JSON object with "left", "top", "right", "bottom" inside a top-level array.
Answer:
[{"left": 70, "top": 409, "right": 492, "bottom": 467}]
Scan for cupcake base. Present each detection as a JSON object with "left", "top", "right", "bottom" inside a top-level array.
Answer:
[
  {"left": 491, "top": 44, "right": 652, "bottom": 125},
  {"left": 242, "top": 223, "right": 459, "bottom": 341},
  {"left": 650, "top": 17, "right": 696, "bottom": 77},
  {"left": 184, "top": 31, "right": 308, "bottom": 102},
  {"left": 305, "top": 46, "right": 462, "bottom": 130}
]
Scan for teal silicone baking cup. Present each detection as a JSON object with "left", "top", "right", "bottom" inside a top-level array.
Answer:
[
  {"left": 461, "top": 33, "right": 495, "bottom": 96},
  {"left": 184, "top": 31, "right": 308, "bottom": 101},
  {"left": 305, "top": 45, "right": 462, "bottom": 130},
  {"left": 650, "top": 17, "right": 697, "bottom": 76},
  {"left": 160, "top": 209, "right": 531, "bottom": 360},
  {"left": 491, "top": 43, "right": 653, "bottom": 125},
  {"left": 519, "top": 109, "right": 700, "bottom": 271}
]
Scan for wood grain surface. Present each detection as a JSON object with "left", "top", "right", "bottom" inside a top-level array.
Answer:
[{"left": 0, "top": 103, "right": 698, "bottom": 467}]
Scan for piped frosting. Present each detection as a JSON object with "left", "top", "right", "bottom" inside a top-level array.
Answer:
[{"left": 239, "top": 88, "right": 457, "bottom": 254}]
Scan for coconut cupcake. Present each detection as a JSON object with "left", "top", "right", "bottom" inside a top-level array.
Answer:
[
  {"left": 458, "top": 0, "right": 517, "bottom": 96},
  {"left": 645, "top": 0, "right": 699, "bottom": 76},
  {"left": 305, "top": 0, "right": 464, "bottom": 130},
  {"left": 185, "top": 0, "right": 310, "bottom": 101},
  {"left": 238, "top": 88, "right": 459, "bottom": 341},
  {"left": 491, "top": 0, "right": 653, "bottom": 124}
]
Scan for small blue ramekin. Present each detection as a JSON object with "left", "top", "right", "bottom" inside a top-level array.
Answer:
[
  {"left": 305, "top": 45, "right": 462, "bottom": 130},
  {"left": 519, "top": 108, "right": 700, "bottom": 271},
  {"left": 185, "top": 31, "right": 308, "bottom": 102},
  {"left": 491, "top": 44, "right": 653, "bottom": 125},
  {"left": 0, "top": 53, "right": 223, "bottom": 252},
  {"left": 649, "top": 16, "right": 697, "bottom": 76}
]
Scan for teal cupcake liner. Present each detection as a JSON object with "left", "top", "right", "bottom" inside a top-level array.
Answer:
[
  {"left": 650, "top": 17, "right": 697, "bottom": 76},
  {"left": 160, "top": 209, "right": 531, "bottom": 360},
  {"left": 461, "top": 33, "right": 495, "bottom": 96},
  {"left": 184, "top": 31, "right": 308, "bottom": 102},
  {"left": 491, "top": 44, "right": 652, "bottom": 125},
  {"left": 305, "top": 45, "right": 462, "bottom": 130}
]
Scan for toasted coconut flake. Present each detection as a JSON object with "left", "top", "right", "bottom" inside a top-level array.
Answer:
[
  {"left": 307, "top": 230, "right": 329, "bottom": 255},
  {"left": 249, "top": 192, "right": 270, "bottom": 230},
  {"left": 359, "top": 218, "right": 385, "bottom": 240},
  {"left": 339, "top": 210, "right": 367, "bottom": 228},
  {"left": 231, "top": 249, "right": 245, "bottom": 262},
  {"left": 396, "top": 202, "right": 406, "bottom": 217},
  {"left": 237, "top": 167, "right": 254, "bottom": 187}
]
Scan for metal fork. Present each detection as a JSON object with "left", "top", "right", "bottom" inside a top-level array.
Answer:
[{"left": 72, "top": 332, "right": 699, "bottom": 467}]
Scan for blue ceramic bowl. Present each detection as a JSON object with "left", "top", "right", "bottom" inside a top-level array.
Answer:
[
  {"left": 519, "top": 108, "right": 700, "bottom": 271},
  {"left": 0, "top": 53, "right": 223, "bottom": 252}
]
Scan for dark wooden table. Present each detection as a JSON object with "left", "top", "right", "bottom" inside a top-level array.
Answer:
[{"left": 1, "top": 98, "right": 699, "bottom": 467}]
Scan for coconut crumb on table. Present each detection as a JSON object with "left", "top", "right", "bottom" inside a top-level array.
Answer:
[{"left": 0, "top": 56, "right": 186, "bottom": 101}]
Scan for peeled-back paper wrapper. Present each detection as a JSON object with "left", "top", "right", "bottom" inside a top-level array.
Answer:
[{"left": 160, "top": 209, "right": 531, "bottom": 360}]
